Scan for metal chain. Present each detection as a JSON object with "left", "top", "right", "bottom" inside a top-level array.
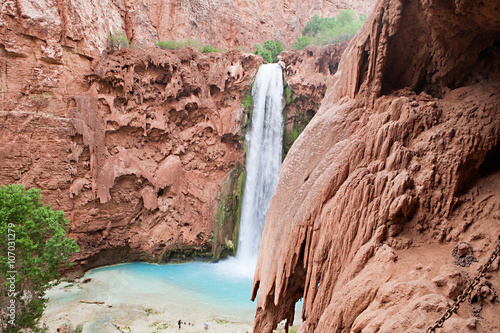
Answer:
[
  {"left": 426, "top": 236, "right": 500, "bottom": 333},
  {"left": 469, "top": 280, "right": 499, "bottom": 317},
  {"left": 452, "top": 242, "right": 478, "bottom": 267}
]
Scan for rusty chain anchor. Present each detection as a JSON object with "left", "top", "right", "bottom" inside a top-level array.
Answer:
[{"left": 426, "top": 235, "right": 500, "bottom": 333}]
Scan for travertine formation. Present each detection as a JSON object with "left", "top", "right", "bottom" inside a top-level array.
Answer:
[
  {"left": 0, "top": 42, "right": 262, "bottom": 273},
  {"left": 0, "top": 0, "right": 358, "bottom": 274},
  {"left": 252, "top": 0, "right": 500, "bottom": 332},
  {"left": 280, "top": 42, "right": 348, "bottom": 156},
  {"left": 3, "top": 0, "right": 499, "bottom": 331}
]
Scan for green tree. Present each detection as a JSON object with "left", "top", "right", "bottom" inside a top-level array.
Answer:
[
  {"left": 254, "top": 40, "right": 284, "bottom": 63},
  {"left": 293, "top": 10, "right": 366, "bottom": 50},
  {"left": 336, "top": 9, "right": 356, "bottom": 26},
  {"left": 109, "top": 30, "right": 129, "bottom": 50},
  {"left": 0, "top": 184, "right": 79, "bottom": 332},
  {"left": 254, "top": 43, "right": 272, "bottom": 63},
  {"left": 302, "top": 14, "right": 323, "bottom": 36}
]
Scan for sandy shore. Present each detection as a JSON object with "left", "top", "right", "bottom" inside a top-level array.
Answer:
[
  {"left": 41, "top": 262, "right": 302, "bottom": 333},
  {"left": 42, "top": 282, "right": 301, "bottom": 333},
  {"left": 42, "top": 281, "right": 254, "bottom": 332}
]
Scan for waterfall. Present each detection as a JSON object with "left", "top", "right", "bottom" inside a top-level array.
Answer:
[{"left": 235, "top": 63, "right": 284, "bottom": 269}]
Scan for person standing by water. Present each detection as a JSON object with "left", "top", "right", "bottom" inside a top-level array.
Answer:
[
  {"left": 178, "top": 319, "right": 182, "bottom": 329},
  {"left": 204, "top": 322, "right": 208, "bottom": 330}
]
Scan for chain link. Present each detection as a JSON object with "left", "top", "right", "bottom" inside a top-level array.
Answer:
[
  {"left": 469, "top": 280, "right": 499, "bottom": 317},
  {"left": 452, "top": 242, "right": 478, "bottom": 267},
  {"left": 426, "top": 236, "right": 500, "bottom": 333}
]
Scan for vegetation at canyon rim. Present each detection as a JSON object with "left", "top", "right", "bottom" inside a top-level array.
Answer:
[
  {"left": 109, "top": 11, "right": 365, "bottom": 63},
  {"left": 254, "top": 40, "right": 284, "bottom": 63},
  {"left": 109, "top": 31, "right": 226, "bottom": 53},
  {"left": 154, "top": 39, "right": 225, "bottom": 53},
  {"left": 293, "top": 10, "right": 366, "bottom": 50},
  {"left": 0, "top": 185, "right": 79, "bottom": 332}
]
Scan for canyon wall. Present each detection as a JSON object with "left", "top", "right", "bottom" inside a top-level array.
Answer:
[
  {"left": 0, "top": 0, "right": 373, "bottom": 61},
  {"left": 253, "top": 0, "right": 500, "bottom": 332},
  {"left": 1, "top": 27, "right": 262, "bottom": 274},
  {"left": 280, "top": 42, "right": 348, "bottom": 157},
  {"left": 0, "top": 0, "right": 366, "bottom": 273},
  {"left": 145, "top": 0, "right": 374, "bottom": 50}
]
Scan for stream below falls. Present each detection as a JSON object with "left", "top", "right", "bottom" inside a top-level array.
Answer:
[
  {"left": 43, "top": 64, "right": 295, "bottom": 332},
  {"left": 43, "top": 261, "right": 302, "bottom": 332}
]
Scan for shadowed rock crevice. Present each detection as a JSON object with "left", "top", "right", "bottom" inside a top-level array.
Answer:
[{"left": 379, "top": 0, "right": 500, "bottom": 96}]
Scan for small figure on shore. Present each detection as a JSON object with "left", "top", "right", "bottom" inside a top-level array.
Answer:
[
  {"left": 204, "top": 322, "right": 208, "bottom": 330},
  {"left": 178, "top": 319, "right": 182, "bottom": 329}
]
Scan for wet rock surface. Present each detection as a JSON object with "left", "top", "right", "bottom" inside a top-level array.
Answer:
[{"left": 280, "top": 42, "right": 349, "bottom": 157}]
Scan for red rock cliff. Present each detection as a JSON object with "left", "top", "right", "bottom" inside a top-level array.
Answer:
[
  {"left": 145, "top": 0, "right": 374, "bottom": 49},
  {"left": 0, "top": 0, "right": 371, "bottom": 274},
  {"left": 252, "top": 0, "right": 500, "bottom": 332},
  {"left": 0, "top": 0, "right": 373, "bottom": 59},
  {"left": 1, "top": 34, "right": 262, "bottom": 273}
]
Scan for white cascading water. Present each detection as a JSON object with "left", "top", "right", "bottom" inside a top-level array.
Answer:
[
  {"left": 226, "top": 63, "right": 284, "bottom": 277},
  {"left": 44, "top": 65, "right": 286, "bottom": 331}
]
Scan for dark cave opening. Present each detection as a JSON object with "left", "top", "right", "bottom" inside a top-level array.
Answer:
[
  {"left": 479, "top": 143, "right": 500, "bottom": 177},
  {"left": 456, "top": 143, "right": 500, "bottom": 197}
]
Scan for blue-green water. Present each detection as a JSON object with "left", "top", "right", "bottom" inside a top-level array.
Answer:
[
  {"left": 43, "top": 65, "right": 298, "bottom": 332},
  {"left": 44, "top": 261, "right": 302, "bottom": 332},
  {"left": 44, "top": 261, "right": 258, "bottom": 332},
  {"left": 86, "top": 261, "right": 256, "bottom": 312}
]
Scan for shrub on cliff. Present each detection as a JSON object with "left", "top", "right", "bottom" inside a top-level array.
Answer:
[
  {"left": 109, "top": 30, "right": 129, "bottom": 50},
  {"left": 155, "top": 38, "right": 203, "bottom": 50},
  {"left": 254, "top": 40, "right": 284, "bottom": 63},
  {"left": 293, "top": 10, "right": 366, "bottom": 50},
  {"left": 154, "top": 39, "right": 224, "bottom": 53},
  {"left": 200, "top": 44, "right": 224, "bottom": 54},
  {"left": 0, "top": 184, "right": 79, "bottom": 332}
]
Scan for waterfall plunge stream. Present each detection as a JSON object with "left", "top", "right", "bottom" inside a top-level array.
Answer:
[
  {"left": 236, "top": 63, "right": 284, "bottom": 265},
  {"left": 43, "top": 64, "right": 286, "bottom": 332}
]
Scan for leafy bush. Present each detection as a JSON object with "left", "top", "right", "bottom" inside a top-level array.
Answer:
[
  {"left": 154, "top": 39, "right": 203, "bottom": 50},
  {"left": 154, "top": 39, "right": 224, "bottom": 54},
  {"left": 254, "top": 40, "right": 284, "bottom": 63},
  {"left": 293, "top": 10, "right": 366, "bottom": 50},
  {"left": 0, "top": 185, "right": 79, "bottom": 332},
  {"left": 109, "top": 30, "right": 129, "bottom": 50},
  {"left": 201, "top": 44, "right": 223, "bottom": 54}
]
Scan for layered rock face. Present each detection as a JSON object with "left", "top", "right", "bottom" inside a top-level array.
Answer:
[
  {"left": 252, "top": 0, "right": 500, "bottom": 332},
  {"left": 0, "top": 0, "right": 373, "bottom": 62},
  {"left": 280, "top": 42, "right": 348, "bottom": 156},
  {"left": 146, "top": 0, "right": 374, "bottom": 49},
  {"left": 0, "top": 39, "right": 262, "bottom": 273}
]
